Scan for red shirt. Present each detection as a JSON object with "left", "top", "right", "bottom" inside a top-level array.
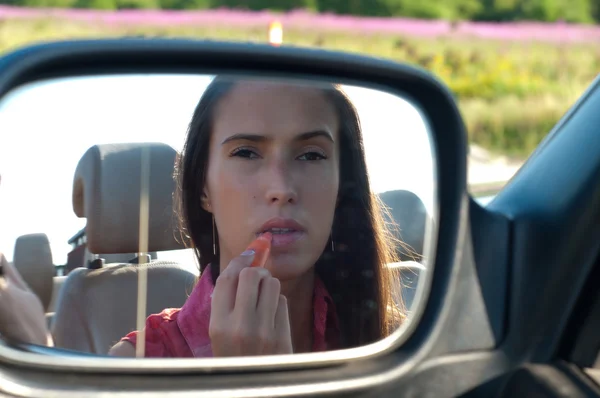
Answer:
[{"left": 121, "top": 266, "right": 340, "bottom": 357}]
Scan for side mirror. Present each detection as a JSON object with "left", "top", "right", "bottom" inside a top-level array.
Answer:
[{"left": 0, "top": 38, "right": 467, "bottom": 392}]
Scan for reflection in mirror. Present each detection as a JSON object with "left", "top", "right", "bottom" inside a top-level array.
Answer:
[{"left": 0, "top": 74, "right": 436, "bottom": 360}]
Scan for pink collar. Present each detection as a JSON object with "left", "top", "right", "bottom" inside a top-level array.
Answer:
[{"left": 176, "top": 265, "right": 339, "bottom": 357}]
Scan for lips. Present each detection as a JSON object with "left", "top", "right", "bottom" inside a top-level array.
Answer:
[
  {"left": 257, "top": 217, "right": 304, "bottom": 234},
  {"left": 256, "top": 217, "right": 305, "bottom": 247},
  {"left": 261, "top": 227, "right": 296, "bottom": 234}
]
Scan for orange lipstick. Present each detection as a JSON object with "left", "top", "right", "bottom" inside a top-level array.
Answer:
[{"left": 247, "top": 232, "right": 272, "bottom": 268}]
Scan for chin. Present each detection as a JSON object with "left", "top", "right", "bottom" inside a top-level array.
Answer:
[{"left": 266, "top": 254, "right": 313, "bottom": 281}]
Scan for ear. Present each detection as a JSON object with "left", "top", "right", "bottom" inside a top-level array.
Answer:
[{"left": 200, "top": 189, "right": 212, "bottom": 213}]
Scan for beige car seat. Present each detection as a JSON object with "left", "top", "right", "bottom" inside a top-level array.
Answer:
[
  {"left": 12, "top": 233, "right": 55, "bottom": 314},
  {"left": 50, "top": 143, "right": 196, "bottom": 355}
]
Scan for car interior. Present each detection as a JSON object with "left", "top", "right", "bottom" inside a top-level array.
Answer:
[{"left": 9, "top": 140, "right": 430, "bottom": 355}]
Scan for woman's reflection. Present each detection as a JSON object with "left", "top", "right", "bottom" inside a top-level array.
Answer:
[{"left": 0, "top": 77, "right": 405, "bottom": 358}]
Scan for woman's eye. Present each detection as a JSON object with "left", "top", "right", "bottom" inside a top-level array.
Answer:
[
  {"left": 298, "top": 151, "right": 327, "bottom": 161},
  {"left": 231, "top": 148, "right": 259, "bottom": 159}
]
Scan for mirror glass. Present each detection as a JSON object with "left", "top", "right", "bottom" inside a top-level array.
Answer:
[{"left": 0, "top": 74, "right": 436, "bottom": 360}]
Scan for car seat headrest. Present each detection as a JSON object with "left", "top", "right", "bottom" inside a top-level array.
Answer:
[
  {"left": 13, "top": 233, "right": 54, "bottom": 311},
  {"left": 72, "top": 143, "right": 184, "bottom": 255}
]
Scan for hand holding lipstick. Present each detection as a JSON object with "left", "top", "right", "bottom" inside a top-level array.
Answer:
[
  {"left": 209, "top": 233, "right": 293, "bottom": 357},
  {"left": 247, "top": 233, "right": 272, "bottom": 268}
]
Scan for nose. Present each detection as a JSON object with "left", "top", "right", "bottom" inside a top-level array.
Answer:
[{"left": 264, "top": 160, "right": 297, "bottom": 205}]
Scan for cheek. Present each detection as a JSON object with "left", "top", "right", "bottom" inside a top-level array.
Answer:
[
  {"left": 303, "top": 170, "right": 338, "bottom": 205},
  {"left": 206, "top": 158, "right": 258, "bottom": 226},
  {"left": 297, "top": 163, "right": 339, "bottom": 229}
]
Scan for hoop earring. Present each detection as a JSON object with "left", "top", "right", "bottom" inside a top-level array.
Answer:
[
  {"left": 330, "top": 232, "right": 335, "bottom": 252},
  {"left": 212, "top": 215, "right": 216, "bottom": 255}
]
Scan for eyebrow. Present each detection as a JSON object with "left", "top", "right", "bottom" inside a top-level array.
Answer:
[{"left": 221, "top": 130, "right": 335, "bottom": 145}]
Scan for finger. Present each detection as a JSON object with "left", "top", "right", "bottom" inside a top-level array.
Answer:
[
  {"left": 257, "top": 277, "right": 280, "bottom": 328},
  {"left": 0, "top": 289, "right": 7, "bottom": 318},
  {"left": 233, "top": 267, "right": 270, "bottom": 318},
  {"left": 0, "top": 288, "right": 17, "bottom": 328},
  {"left": 274, "top": 295, "right": 292, "bottom": 353},
  {"left": 0, "top": 285, "right": 17, "bottom": 326},
  {"left": 0, "top": 253, "right": 18, "bottom": 289},
  {"left": 211, "top": 251, "right": 255, "bottom": 319},
  {"left": 221, "top": 250, "right": 256, "bottom": 278},
  {"left": 0, "top": 252, "right": 5, "bottom": 276},
  {"left": 0, "top": 256, "right": 27, "bottom": 290}
]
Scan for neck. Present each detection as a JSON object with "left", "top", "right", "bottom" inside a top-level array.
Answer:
[{"left": 280, "top": 270, "right": 315, "bottom": 353}]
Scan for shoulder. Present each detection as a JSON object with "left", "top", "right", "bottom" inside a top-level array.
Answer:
[
  {"left": 145, "top": 307, "right": 181, "bottom": 328},
  {"left": 115, "top": 307, "right": 184, "bottom": 357},
  {"left": 108, "top": 340, "right": 136, "bottom": 357},
  {"left": 138, "top": 307, "right": 183, "bottom": 335}
]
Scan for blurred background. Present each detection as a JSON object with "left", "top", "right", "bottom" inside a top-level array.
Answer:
[{"left": 0, "top": 0, "right": 596, "bottom": 196}]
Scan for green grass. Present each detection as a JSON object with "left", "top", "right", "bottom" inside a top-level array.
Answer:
[{"left": 0, "top": 17, "right": 596, "bottom": 157}]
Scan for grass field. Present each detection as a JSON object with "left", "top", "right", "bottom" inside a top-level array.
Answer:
[{"left": 0, "top": 9, "right": 596, "bottom": 158}]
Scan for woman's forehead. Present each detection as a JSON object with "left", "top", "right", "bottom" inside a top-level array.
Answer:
[{"left": 212, "top": 81, "right": 340, "bottom": 137}]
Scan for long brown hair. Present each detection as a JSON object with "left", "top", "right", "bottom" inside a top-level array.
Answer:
[{"left": 174, "top": 76, "right": 404, "bottom": 349}]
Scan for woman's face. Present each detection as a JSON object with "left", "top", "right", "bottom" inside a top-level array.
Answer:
[{"left": 203, "top": 81, "right": 340, "bottom": 281}]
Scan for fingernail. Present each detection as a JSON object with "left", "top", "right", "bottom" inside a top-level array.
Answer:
[{"left": 241, "top": 250, "right": 255, "bottom": 256}]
